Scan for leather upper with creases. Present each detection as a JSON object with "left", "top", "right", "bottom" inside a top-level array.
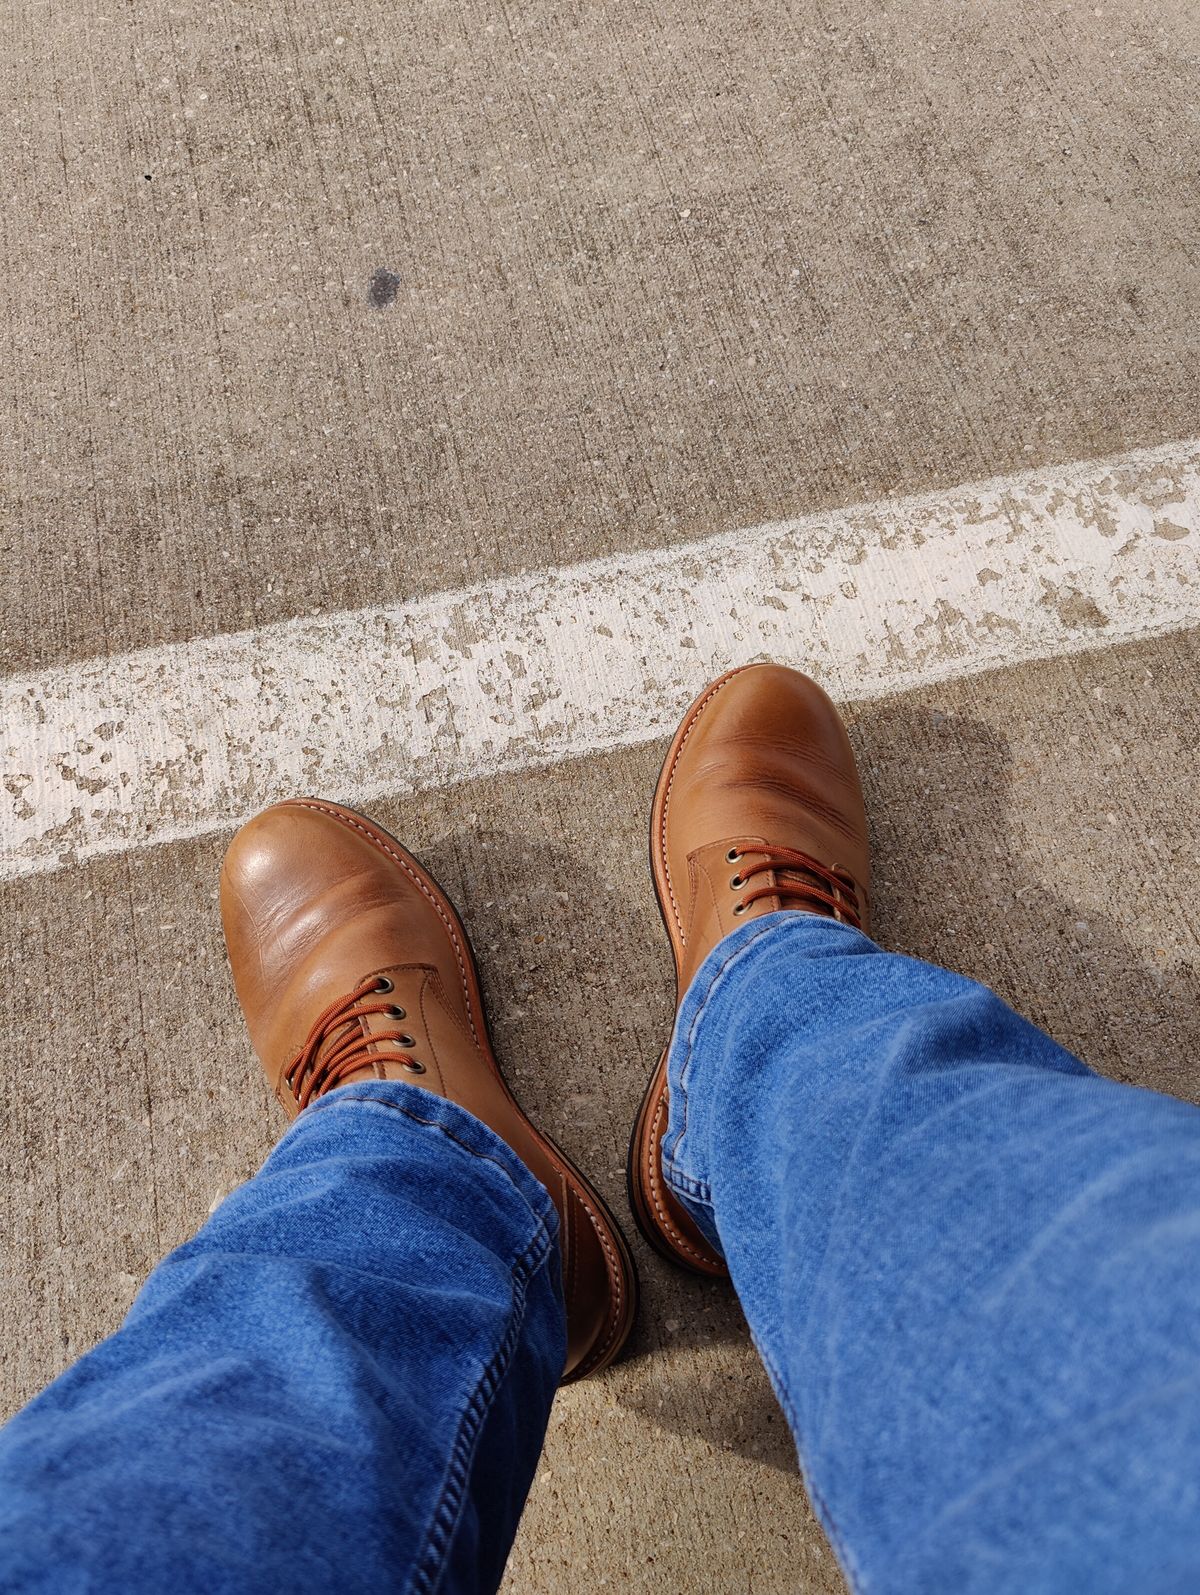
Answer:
[{"left": 660, "top": 664, "right": 871, "bottom": 993}]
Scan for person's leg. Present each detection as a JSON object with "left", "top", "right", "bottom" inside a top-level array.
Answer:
[
  {"left": 0, "top": 796, "right": 634, "bottom": 1589},
  {"left": 664, "top": 912, "right": 1200, "bottom": 1595},
  {"left": 0, "top": 1080, "right": 563, "bottom": 1595},
  {"left": 0, "top": 794, "right": 639, "bottom": 1591}
]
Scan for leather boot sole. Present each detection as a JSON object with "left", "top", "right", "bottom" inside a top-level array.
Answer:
[
  {"left": 626, "top": 670, "right": 750, "bottom": 1279},
  {"left": 299, "top": 800, "right": 639, "bottom": 1380}
]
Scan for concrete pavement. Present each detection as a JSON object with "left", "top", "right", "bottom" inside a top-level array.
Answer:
[{"left": 3, "top": 1, "right": 1199, "bottom": 1590}]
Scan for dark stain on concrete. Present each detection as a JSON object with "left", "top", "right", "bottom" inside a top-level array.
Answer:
[{"left": 368, "top": 268, "right": 401, "bottom": 308}]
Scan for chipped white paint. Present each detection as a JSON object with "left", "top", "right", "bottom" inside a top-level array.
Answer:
[{"left": 4, "top": 439, "right": 1200, "bottom": 880}]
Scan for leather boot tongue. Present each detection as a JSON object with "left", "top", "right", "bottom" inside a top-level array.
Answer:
[
  {"left": 326, "top": 1057, "right": 389, "bottom": 1089},
  {"left": 776, "top": 862, "right": 840, "bottom": 914}
]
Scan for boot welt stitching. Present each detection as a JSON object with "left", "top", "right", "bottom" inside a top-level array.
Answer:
[
  {"left": 568, "top": 1187, "right": 626, "bottom": 1377},
  {"left": 658, "top": 669, "right": 745, "bottom": 943}
]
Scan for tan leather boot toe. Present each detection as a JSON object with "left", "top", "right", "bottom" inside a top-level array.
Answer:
[
  {"left": 221, "top": 798, "right": 637, "bottom": 1381},
  {"left": 628, "top": 664, "right": 871, "bottom": 1276}
]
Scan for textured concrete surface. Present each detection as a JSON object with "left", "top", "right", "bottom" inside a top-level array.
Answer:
[
  {"left": 3, "top": 0, "right": 1200, "bottom": 1590},
  {"left": 5, "top": 0, "right": 1200, "bottom": 676}
]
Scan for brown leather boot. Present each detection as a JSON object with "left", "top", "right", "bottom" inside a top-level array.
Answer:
[
  {"left": 628, "top": 664, "right": 871, "bottom": 1276},
  {"left": 221, "top": 798, "right": 637, "bottom": 1381}
]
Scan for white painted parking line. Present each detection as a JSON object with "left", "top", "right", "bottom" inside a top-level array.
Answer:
[{"left": 4, "top": 438, "right": 1199, "bottom": 880}]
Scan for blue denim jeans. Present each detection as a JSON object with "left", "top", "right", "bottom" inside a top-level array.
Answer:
[
  {"left": 0, "top": 1088, "right": 565, "bottom": 1594},
  {"left": 664, "top": 915, "right": 1200, "bottom": 1594},
  {"left": 4, "top": 913, "right": 1200, "bottom": 1593}
]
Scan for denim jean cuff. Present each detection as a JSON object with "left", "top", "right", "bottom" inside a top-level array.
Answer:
[
  {"left": 661, "top": 913, "right": 875, "bottom": 1213},
  {"left": 284, "top": 1079, "right": 561, "bottom": 1242}
]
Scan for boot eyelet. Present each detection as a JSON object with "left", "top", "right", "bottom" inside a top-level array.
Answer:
[
  {"left": 730, "top": 874, "right": 744, "bottom": 890},
  {"left": 401, "top": 1059, "right": 426, "bottom": 1075},
  {"left": 726, "top": 848, "right": 741, "bottom": 863},
  {"left": 386, "top": 1005, "right": 406, "bottom": 1020},
  {"left": 375, "top": 976, "right": 394, "bottom": 993},
  {"left": 393, "top": 1034, "right": 416, "bottom": 1049},
  {"left": 733, "top": 901, "right": 747, "bottom": 916}
]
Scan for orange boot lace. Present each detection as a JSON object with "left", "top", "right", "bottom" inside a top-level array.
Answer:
[
  {"left": 284, "top": 976, "right": 426, "bottom": 1110},
  {"left": 726, "top": 844, "right": 862, "bottom": 929}
]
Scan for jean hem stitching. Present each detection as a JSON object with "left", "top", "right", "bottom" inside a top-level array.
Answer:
[
  {"left": 406, "top": 1221, "right": 556, "bottom": 1595},
  {"left": 748, "top": 1327, "right": 868, "bottom": 1595}
]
